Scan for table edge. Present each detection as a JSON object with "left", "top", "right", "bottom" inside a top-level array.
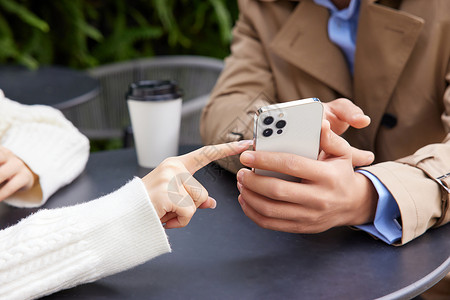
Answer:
[
  {"left": 53, "top": 86, "right": 99, "bottom": 110},
  {"left": 377, "top": 255, "right": 450, "bottom": 300}
]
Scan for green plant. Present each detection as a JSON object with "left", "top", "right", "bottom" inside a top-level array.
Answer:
[
  {"left": 0, "top": 0, "right": 238, "bottom": 69},
  {"left": 0, "top": 0, "right": 49, "bottom": 69}
]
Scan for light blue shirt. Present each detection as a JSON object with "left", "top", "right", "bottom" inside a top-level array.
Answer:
[
  {"left": 313, "top": 0, "right": 402, "bottom": 244},
  {"left": 356, "top": 170, "right": 402, "bottom": 244},
  {"left": 314, "top": 0, "right": 360, "bottom": 73}
]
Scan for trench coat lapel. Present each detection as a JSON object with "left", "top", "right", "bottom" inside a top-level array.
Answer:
[
  {"left": 269, "top": 0, "right": 353, "bottom": 98},
  {"left": 350, "top": 0, "right": 424, "bottom": 150}
]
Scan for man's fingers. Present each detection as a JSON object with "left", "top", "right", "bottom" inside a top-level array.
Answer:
[
  {"left": 327, "top": 98, "right": 371, "bottom": 129},
  {"left": 239, "top": 121, "right": 351, "bottom": 179},
  {"left": 351, "top": 147, "right": 375, "bottom": 167},
  {"left": 237, "top": 168, "right": 324, "bottom": 207},
  {"left": 238, "top": 179, "right": 315, "bottom": 219},
  {"left": 179, "top": 140, "right": 252, "bottom": 174},
  {"left": 238, "top": 194, "right": 319, "bottom": 233},
  {"left": 319, "top": 120, "right": 374, "bottom": 166},
  {"left": 240, "top": 150, "right": 322, "bottom": 180},
  {"left": 319, "top": 120, "right": 352, "bottom": 159}
]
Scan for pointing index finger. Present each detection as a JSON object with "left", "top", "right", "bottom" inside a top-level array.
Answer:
[{"left": 179, "top": 140, "right": 252, "bottom": 174}]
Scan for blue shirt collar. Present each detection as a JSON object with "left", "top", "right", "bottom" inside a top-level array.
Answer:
[{"left": 313, "top": 0, "right": 360, "bottom": 20}]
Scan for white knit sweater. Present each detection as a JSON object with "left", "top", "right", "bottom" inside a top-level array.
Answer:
[
  {"left": 0, "top": 178, "right": 171, "bottom": 300},
  {"left": 0, "top": 90, "right": 89, "bottom": 207},
  {"left": 0, "top": 92, "right": 171, "bottom": 299}
]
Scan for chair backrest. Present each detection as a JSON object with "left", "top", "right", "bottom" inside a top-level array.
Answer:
[{"left": 60, "top": 55, "right": 224, "bottom": 145}]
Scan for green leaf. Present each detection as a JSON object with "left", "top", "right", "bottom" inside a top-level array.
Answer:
[
  {"left": 77, "top": 21, "right": 103, "bottom": 42},
  {"left": 17, "top": 54, "right": 39, "bottom": 70},
  {"left": 192, "top": 2, "right": 209, "bottom": 33},
  {"left": 209, "top": 0, "right": 232, "bottom": 43},
  {"left": 0, "top": 0, "right": 49, "bottom": 32}
]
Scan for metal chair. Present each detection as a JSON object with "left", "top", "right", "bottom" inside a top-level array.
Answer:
[{"left": 60, "top": 55, "right": 224, "bottom": 146}]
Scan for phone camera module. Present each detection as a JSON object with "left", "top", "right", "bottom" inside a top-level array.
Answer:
[
  {"left": 263, "top": 128, "right": 273, "bottom": 137},
  {"left": 276, "top": 120, "right": 286, "bottom": 128},
  {"left": 263, "top": 116, "right": 274, "bottom": 125}
]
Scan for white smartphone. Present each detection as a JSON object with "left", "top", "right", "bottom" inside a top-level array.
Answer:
[{"left": 253, "top": 98, "right": 323, "bottom": 181}]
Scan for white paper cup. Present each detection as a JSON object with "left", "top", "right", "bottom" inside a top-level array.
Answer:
[{"left": 127, "top": 80, "right": 182, "bottom": 168}]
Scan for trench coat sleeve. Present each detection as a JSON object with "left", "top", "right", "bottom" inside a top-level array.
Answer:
[
  {"left": 361, "top": 71, "right": 450, "bottom": 245},
  {"left": 200, "top": 0, "right": 275, "bottom": 173}
]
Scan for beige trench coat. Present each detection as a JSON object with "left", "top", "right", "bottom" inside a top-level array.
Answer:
[
  {"left": 200, "top": 0, "right": 450, "bottom": 246},
  {"left": 201, "top": 1, "right": 450, "bottom": 295}
]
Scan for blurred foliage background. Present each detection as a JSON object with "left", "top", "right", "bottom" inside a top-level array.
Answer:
[{"left": 0, "top": 0, "right": 239, "bottom": 70}]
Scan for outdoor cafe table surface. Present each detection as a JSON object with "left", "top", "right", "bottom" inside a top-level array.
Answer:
[
  {"left": 0, "top": 65, "right": 99, "bottom": 110},
  {"left": 0, "top": 146, "right": 449, "bottom": 300}
]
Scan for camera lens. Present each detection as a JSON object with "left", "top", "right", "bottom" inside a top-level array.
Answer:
[
  {"left": 277, "top": 129, "right": 283, "bottom": 134},
  {"left": 263, "top": 116, "right": 274, "bottom": 125},
  {"left": 276, "top": 120, "right": 286, "bottom": 128},
  {"left": 263, "top": 128, "right": 273, "bottom": 137}
]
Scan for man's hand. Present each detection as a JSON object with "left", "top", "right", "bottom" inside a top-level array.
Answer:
[
  {"left": 0, "top": 146, "right": 37, "bottom": 201},
  {"left": 236, "top": 121, "right": 378, "bottom": 234},
  {"left": 323, "top": 98, "right": 373, "bottom": 167},
  {"left": 323, "top": 98, "right": 371, "bottom": 135},
  {"left": 142, "top": 140, "right": 252, "bottom": 229}
]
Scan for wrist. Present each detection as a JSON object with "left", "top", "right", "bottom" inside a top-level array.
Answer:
[
  {"left": 351, "top": 172, "right": 378, "bottom": 225},
  {"left": 141, "top": 174, "right": 164, "bottom": 219}
]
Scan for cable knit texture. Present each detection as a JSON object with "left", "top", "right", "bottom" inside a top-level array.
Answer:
[
  {"left": 0, "top": 178, "right": 171, "bottom": 300},
  {"left": 0, "top": 89, "right": 90, "bottom": 207},
  {"left": 0, "top": 95, "right": 171, "bottom": 299}
]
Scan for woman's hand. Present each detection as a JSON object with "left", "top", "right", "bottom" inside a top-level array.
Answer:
[
  {"left": 142, "top": 141, "right": 252, "bottom": 229},
  {"left": 0, "top": 146, "right": 37, "bottom": 201}
]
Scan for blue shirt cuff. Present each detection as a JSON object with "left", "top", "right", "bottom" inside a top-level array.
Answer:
[{"left": 355, "top": 170, "right": 402, "bottom": 244}]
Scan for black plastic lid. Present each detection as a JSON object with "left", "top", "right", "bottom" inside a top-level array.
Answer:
[{"left": 126, "top": 80, "right": 183, "bottom": 101}]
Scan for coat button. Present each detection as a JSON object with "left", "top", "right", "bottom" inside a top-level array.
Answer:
[{"left": 381, "top": 113, "right": 397, "bottom": 128}]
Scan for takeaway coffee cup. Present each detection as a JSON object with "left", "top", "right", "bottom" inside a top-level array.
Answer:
[{"left": 127, "top": 80, "right": 183, "bottom": 168}]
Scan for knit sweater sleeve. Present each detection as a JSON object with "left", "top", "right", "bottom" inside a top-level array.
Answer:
[
  {"left": 0, "top": 90, "right": 90, "bottom": 207},
  {"left": 0, "top": 178, "right": 171, "bottom": 300}
]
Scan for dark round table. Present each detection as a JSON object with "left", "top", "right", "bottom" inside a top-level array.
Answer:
[
  {"left": 0, "top": 147, "right": 449, "bottom": 300},
  {"left": 0, "top": 65, "right": 99, "bottom": 109}
]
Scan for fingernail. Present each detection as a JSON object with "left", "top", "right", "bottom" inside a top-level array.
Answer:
[
  {"left": 238, "top": 195, "right": 246, "bottom": 208},
  {"left": 238, "top": 139, "right": 252, "bottom": 145},
  {"left": 237, "top": 182, "right": 243, "bottom": 192},
  {"left": 209, "top": 196, "right": 217, "bottom": 209},
  {"left": 237, "top": 169, "right": 244, "bottom": 183},
  {"left": 240, "top": 152, "right": 255, "bottom": 164},
  {"left": 238, "top": 140, "right": 253, "bottom": 149},
  {"left": 354, "top": 114, "right": 371, "bottom": 122}
]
